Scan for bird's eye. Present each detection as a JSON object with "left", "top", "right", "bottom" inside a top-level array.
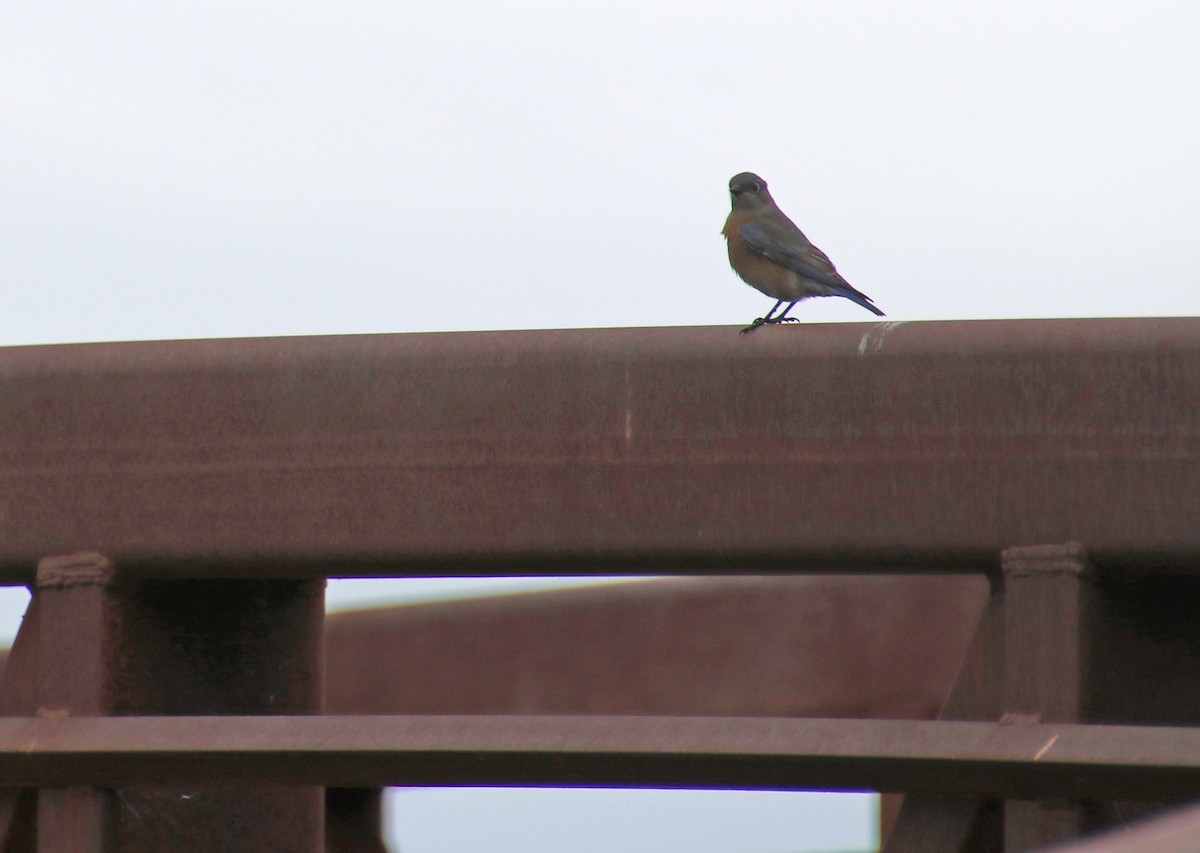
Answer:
[{"left": 748, "top": 183, "right": 760, "bottom": 192}]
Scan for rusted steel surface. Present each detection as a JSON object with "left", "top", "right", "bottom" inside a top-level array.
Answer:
[
  {"left": 1040, "top": 799, "right": 1200, "bottom": 852},
  {"left": 325, "top": 575, "right": 986, "bottom": 719},
  {"left": 2, "top": 554, "right": 327, "bottom": 851},
  {"left": 1002, "top": 544, "right": 1096, "bottom": 848},
  {"left": 1, "top": 319, "right": 1199, "bottom": 580},
  {"left": 35, "top": 553, "right": 119, "bottom": 850},
  {"left": 883, "top": 545, "right": 1200, "bottom": 851},
  {"left": 0, "top": 715, "right": 1196, "bottom": 799}
]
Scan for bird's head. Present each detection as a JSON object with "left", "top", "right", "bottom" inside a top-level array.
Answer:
[{"left": 728, "top": 172, "right": 774, "bottom": 211}]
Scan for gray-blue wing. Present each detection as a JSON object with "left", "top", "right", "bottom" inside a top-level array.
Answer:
[
  {"left": 739, "top": 219, "right": 885, "bottom": 316},
  {"left": 738, "top": 219, "right": 845, "bottom": 289}
]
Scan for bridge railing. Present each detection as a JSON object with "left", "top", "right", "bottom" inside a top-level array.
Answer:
[{"left": 2, "top": 318, "right": 1198, "bottom": 851}]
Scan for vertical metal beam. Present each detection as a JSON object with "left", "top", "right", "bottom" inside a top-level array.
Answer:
[
  {"left": 35, "top": 552, "right": 119, "bottom": 853},
  {"left": 27, "top": 553, "right": 326, "bottom": 850},
  {"left": 1001, "top": 543, "right": 1094, "bottom": 851}
]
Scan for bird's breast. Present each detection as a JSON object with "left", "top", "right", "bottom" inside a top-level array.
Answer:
[{"left": 724, "top": 214, "right": 805, "bottom": 300}]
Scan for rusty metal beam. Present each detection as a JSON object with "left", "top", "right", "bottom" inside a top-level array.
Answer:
[
  {"left": 1, "top": 319, "right": 1199, "bottom": 580},
  {"left": 1001, "top": 544, "right": 1096, "bottom": 848},
  {"left": 7, "top": 553, "right": 327, "bottom": 850},
  {"left": 325, "top": 575, "right": 986, "bottom": 718},
  {"left": 0, "top": 716, "right": 1196, "bottom": 799}
]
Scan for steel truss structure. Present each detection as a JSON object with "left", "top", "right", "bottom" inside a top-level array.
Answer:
[{"left": 1, "top": 319, "right": 1198, "bottom": 850}]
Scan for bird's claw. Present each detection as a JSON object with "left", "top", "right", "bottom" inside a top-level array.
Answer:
[{"left": 739, "top": 316, "right": 800, "bottom": 335}]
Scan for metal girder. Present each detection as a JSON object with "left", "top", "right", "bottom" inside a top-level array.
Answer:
[
  {"left": 0, "top": 716, "right": 1196, "bottom": 799},
  {"left": 11, "top": 553, "right": 327, "bottom": 850},
  {"left": 324, "top": 575, "right": 987, "bottom": 718},
  {"left": 1, "top": 319, "right": 1200, "bottom": 580}
]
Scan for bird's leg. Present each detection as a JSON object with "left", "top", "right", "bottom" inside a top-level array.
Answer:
[
  {"left": 740, "top": 300, "right": 785, "bottom": 335},
  {"left": 773, "top": 301, "right": 801, "bottom": 324},
  {"left": 740, "top": 300, "right": 803, "bottom": 334}
]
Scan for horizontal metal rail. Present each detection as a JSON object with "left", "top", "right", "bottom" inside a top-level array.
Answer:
[
  {"left": 2, "top": 319, "right": 1199, "bottom": 580},
  {"left": 0, "top": 715, "right": 1198, "bottom": 798}
]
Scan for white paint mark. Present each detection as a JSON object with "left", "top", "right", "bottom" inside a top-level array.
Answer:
[
  {"left": 857, "top": 320, "right": 909, "bottom": 356},
  {"left": 1033, "top": 734, "right": 1058, "bottom": 760}
]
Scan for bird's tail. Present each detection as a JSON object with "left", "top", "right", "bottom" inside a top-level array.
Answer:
[{"left": 831, "top": 285, "right": 885, "bottom": 317}]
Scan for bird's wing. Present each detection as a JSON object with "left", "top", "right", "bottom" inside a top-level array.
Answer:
[
  {"left": 739, "top": 217, "right": 884, "bottom": 315},
  {"left": 738, "top": 218, "right": 845, "bottom": 289}
]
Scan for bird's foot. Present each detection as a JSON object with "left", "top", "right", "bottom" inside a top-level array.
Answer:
[{"left": 739, "top": 316, "right": 800, "bottom": 335}]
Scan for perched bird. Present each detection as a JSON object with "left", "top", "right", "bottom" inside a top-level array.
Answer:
[{"left": 723, "top": 172, "right": 884, "bottom": 334}]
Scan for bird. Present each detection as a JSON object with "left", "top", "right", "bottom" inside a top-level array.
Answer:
[{"left": 722, "top": 172, "right": 884, "bottom": 334}]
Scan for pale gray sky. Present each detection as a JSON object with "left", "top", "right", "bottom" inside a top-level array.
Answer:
[
  {"left": 3, "top": 1, "right": 1198, "bottom": 850},
  {"left": 5, "top": 0, "right": 1200, "bottom": 345}
]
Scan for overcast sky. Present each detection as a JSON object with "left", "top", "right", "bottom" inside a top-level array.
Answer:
[{"left": 3, "top": 1, "right": 1198, "bottom": 850}]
